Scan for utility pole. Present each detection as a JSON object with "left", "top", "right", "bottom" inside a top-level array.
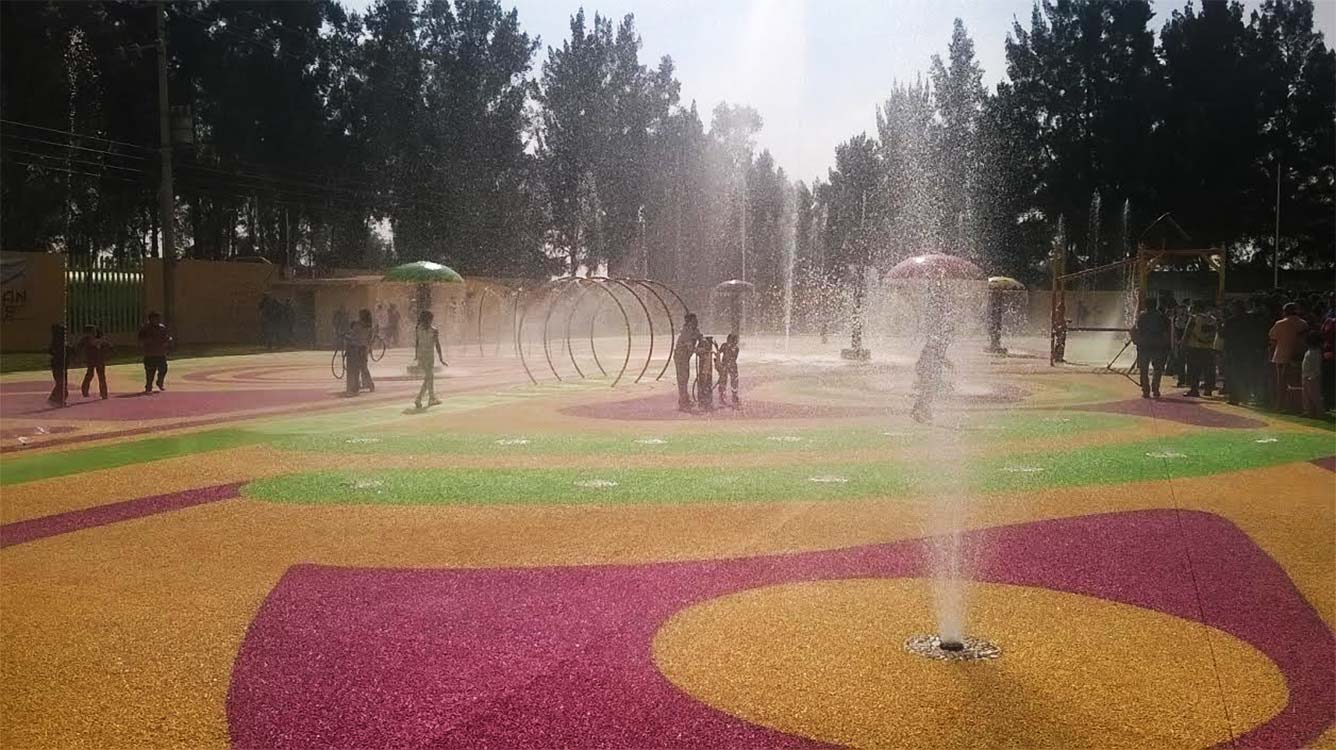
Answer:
[
  {"left": 1273, "top": 156, "right": 1281, "bottom": 288},
  {"left": 739, "top": 163, "right": 748, "bottom": 283},
  {"left": 155, "top": 0, "right": 176, "bottom": 321}
]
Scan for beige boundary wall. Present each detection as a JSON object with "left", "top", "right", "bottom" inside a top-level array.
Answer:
[
  {"left": 1, "top": 255, "right": 278, "bottom": 352},
  {"left": 1, "top": 252, "right": 67, "bottom": 352}
]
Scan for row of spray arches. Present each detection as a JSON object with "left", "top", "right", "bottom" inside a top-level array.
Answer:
[
  {"left": 465, "top": 277, "right": 760, "bottom": 387},
  {"left": 461, "top": 277, "right": 691, "bottom": 388}
]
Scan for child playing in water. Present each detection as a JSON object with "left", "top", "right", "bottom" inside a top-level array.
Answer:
[
  {"left": 716, "top": 333, "right": 740, "bottom": 408},
  {"left": 414, "top": 309, "right": 446, "bottom": 410}
]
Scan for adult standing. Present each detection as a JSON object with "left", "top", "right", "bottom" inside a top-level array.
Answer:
[
  {"left": 674, "top": 313, "right": 700, "bottom": 412},
  {"left": 375, "top": 303, "right": 389, "bottom": 341},
  {"left": 77, "top": 324, "right": 111, "bottom": 399},
  {"left": 1131, "top": 299, "right": 1171, "bottom": 399},
  {"left": 1179, "top": 301, "right": 1218, "bottom": 398},
  {"left": 138, "top": 311, "right": 174, "bottom": 393},
  {"left": 1167, "top": 297, "right": 1191, "bottom": 387},
  {"left": 1219, "top": 301, "right": 1251, "bottom": 405},
  {"left": 1236, "top": 298, "right": 1273, "bottom": 405},
  {"left": 1269, "top": 302, "right": 1309, "bottom": 411},
  {"left": 332, "top": 305, "right": 349, "bottom": 345},
  {"left": 258, "top": 294, "right": 276, "bottom": 351},
  {"left": 387, "top": 303, "right": 402, "bottom": 348},
  {"left": 1320, "top": 295, "right": 1335, "bottom": 411},
  {"left": 346, "top": 309, "right": 376, "bottom": 395}
]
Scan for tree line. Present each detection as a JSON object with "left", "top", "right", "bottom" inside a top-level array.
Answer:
[
  {"left": 804, "top": 0, "right": 1333, "bottom": 306},
  {"left": 1, "top": 0, "right": 1332, "bottom": 317}
]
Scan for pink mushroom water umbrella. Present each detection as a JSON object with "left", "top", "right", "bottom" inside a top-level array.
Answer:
[{"left": 885, "top": 253, "right": 984, "bottom": 281}]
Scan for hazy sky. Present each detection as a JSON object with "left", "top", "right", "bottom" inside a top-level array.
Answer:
[{"left": 346, "top": 0, "right": 1335, "bottom": 186}]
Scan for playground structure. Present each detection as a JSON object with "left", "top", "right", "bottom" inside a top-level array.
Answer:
[
  {"left": 512, "top": 277, "right": 689, "bottom": 388},
  {"left": 1050, "top": 245, "right": 1225, "bottom": 368}
]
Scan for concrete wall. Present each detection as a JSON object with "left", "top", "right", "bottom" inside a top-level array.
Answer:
[
  {"left": 170, "top": 260, "right": 279, "bottom": 345},
  {"left": 2, "top": 256, "right": 519, "bottom": 352},
  {"left": 1, "top": 252, "right": 66, "bottom": 352}
]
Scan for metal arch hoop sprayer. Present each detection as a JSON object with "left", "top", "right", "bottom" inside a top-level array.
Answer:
[
  {"left": 515, "top": 283, "right": 558, "bottom": 386},
  {"left": 634, "top": 278, "right": 690, "bottom": 380},
  {"left": 584, "top": 278, "right": 635, "bottom": 387},
  {"left": 473, "top": 283, "right": 512, "bottom": 358},
  {"left": 562, "top": 279, "right": 599, "bottom": 378},
  {"left": 627, "top": 278, "right": 678, "bottom": 381},
  {"left": 540, "top": 277, "right": 584, "bottom": 381},
  {"left": 594, "top": 277, "right": 655, "bottom": 384},
  {"left": 516, "top": 276, "right": 686, "bottom": 388}
]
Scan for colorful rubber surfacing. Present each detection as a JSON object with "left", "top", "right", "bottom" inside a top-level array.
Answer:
[{"left": 1, "top": 340, "right": 1333, "bottom": 750}]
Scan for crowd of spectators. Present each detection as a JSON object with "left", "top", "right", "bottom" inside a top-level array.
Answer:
[{"left": 1133, "top": 289, "right": 1335, "bottom": 419}]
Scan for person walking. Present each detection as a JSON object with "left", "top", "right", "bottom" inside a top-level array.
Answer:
[
  {"left": 47, "top": 323, "right": 69, "bottom": 406},
  {"left": 138, "top": 311, "right": 173, "bottom": 393},
  {"left": 1131, "top": 299, "right": 1171, "bottom": 399},
  {"left": 1179, "top": 301, "right": 1218, "bottom": 397},
  {"left": 414, "top": 310, "right": 446, "bottom": 410},
  {"left": 77, "top": 324, "right": 111, "bottom": 399}
]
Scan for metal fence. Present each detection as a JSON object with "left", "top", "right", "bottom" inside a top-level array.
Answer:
[{"left": 66, "top": 258, "right": 143, "bottom": 335}]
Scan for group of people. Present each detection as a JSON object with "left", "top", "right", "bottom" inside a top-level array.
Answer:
[
  {"left": 1131, "top": 291, "right": 1335, "bottom": 418},
  {"left": 46, "top": 312, "right": 175, "bottom": 406},
  {"left": 335, "top": 305, "right": 446, "bottom": 410},
  {"left": 673, "top": 313, "right": 741, "bottom": 412}
]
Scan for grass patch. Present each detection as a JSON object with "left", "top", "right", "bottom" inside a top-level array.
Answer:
[
  {"left": 246, "top": 428, "right": 1334, "bottom": 507},
  {"left": 973, "top": 429, "right": 1336, "bottom": 492},
  {"left": 0, "top": 429, "right": 266, "bottom": 486},
  {"left": 268, "top": 413, "right": 1133, "bottom": 457},
  {"left": 244, "top": 463, "right": 914, "bottom": 506}
]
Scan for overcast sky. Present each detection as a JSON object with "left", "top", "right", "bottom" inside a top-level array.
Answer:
[{"left": 346, "top": 0, "right": 1335, "bottom": 186}]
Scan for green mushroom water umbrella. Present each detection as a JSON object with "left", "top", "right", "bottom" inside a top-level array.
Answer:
[
  {"left": 383, "top": 262, "right": 464, "bottom": 322},
  {"left": 382, "top": 261, "right": 464, "bottom": 284}
]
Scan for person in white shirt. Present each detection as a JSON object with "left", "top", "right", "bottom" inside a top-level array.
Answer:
[{"left": 414, "top": 310, "right": 447, "bottom": 410}]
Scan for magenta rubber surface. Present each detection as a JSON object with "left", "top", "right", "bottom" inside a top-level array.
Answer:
[{"left": 226, "top": 510, "right": 1333, "bottom": 749}]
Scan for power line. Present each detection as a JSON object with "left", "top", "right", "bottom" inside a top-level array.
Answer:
[{"left": 3, "top": 118, "right": 381, "bottom": 191}]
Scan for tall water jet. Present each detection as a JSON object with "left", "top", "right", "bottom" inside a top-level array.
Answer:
[
  {"left": 1121, "top": 198, "right": 1132, "bottom": 256},
  {"left": 781, "top": 183, "right": 797, "bottom": 352},
  {"left": 885, "top": 253, "right": 986, "bottom": 651}
]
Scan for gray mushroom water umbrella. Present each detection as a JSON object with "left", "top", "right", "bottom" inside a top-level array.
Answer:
[{"left": 712, "top": 279, "right": 755, "bottom": 337}]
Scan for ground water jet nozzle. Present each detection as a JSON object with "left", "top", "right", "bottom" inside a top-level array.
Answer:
[{"left": 904, "top": 634, "right": 1001, "bottom": 662}]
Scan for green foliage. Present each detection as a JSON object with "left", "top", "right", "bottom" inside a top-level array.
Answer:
[
  {"left": 3, "top": 0, "right": 1330, "bottom": 290},
  {"left": 805, "top": 0, "right": 1334, "bottom": 299}
]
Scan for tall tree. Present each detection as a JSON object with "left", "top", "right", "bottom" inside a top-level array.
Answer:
[
  {"left": 929, "top": 19, "right": 987, "bottom": 259},
  {"left": 1005, "top": 0, "right": 1163, "bottom": 266},
  {"left": 1250, "top": 0, "right": 1335, "bottom": 268}
]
